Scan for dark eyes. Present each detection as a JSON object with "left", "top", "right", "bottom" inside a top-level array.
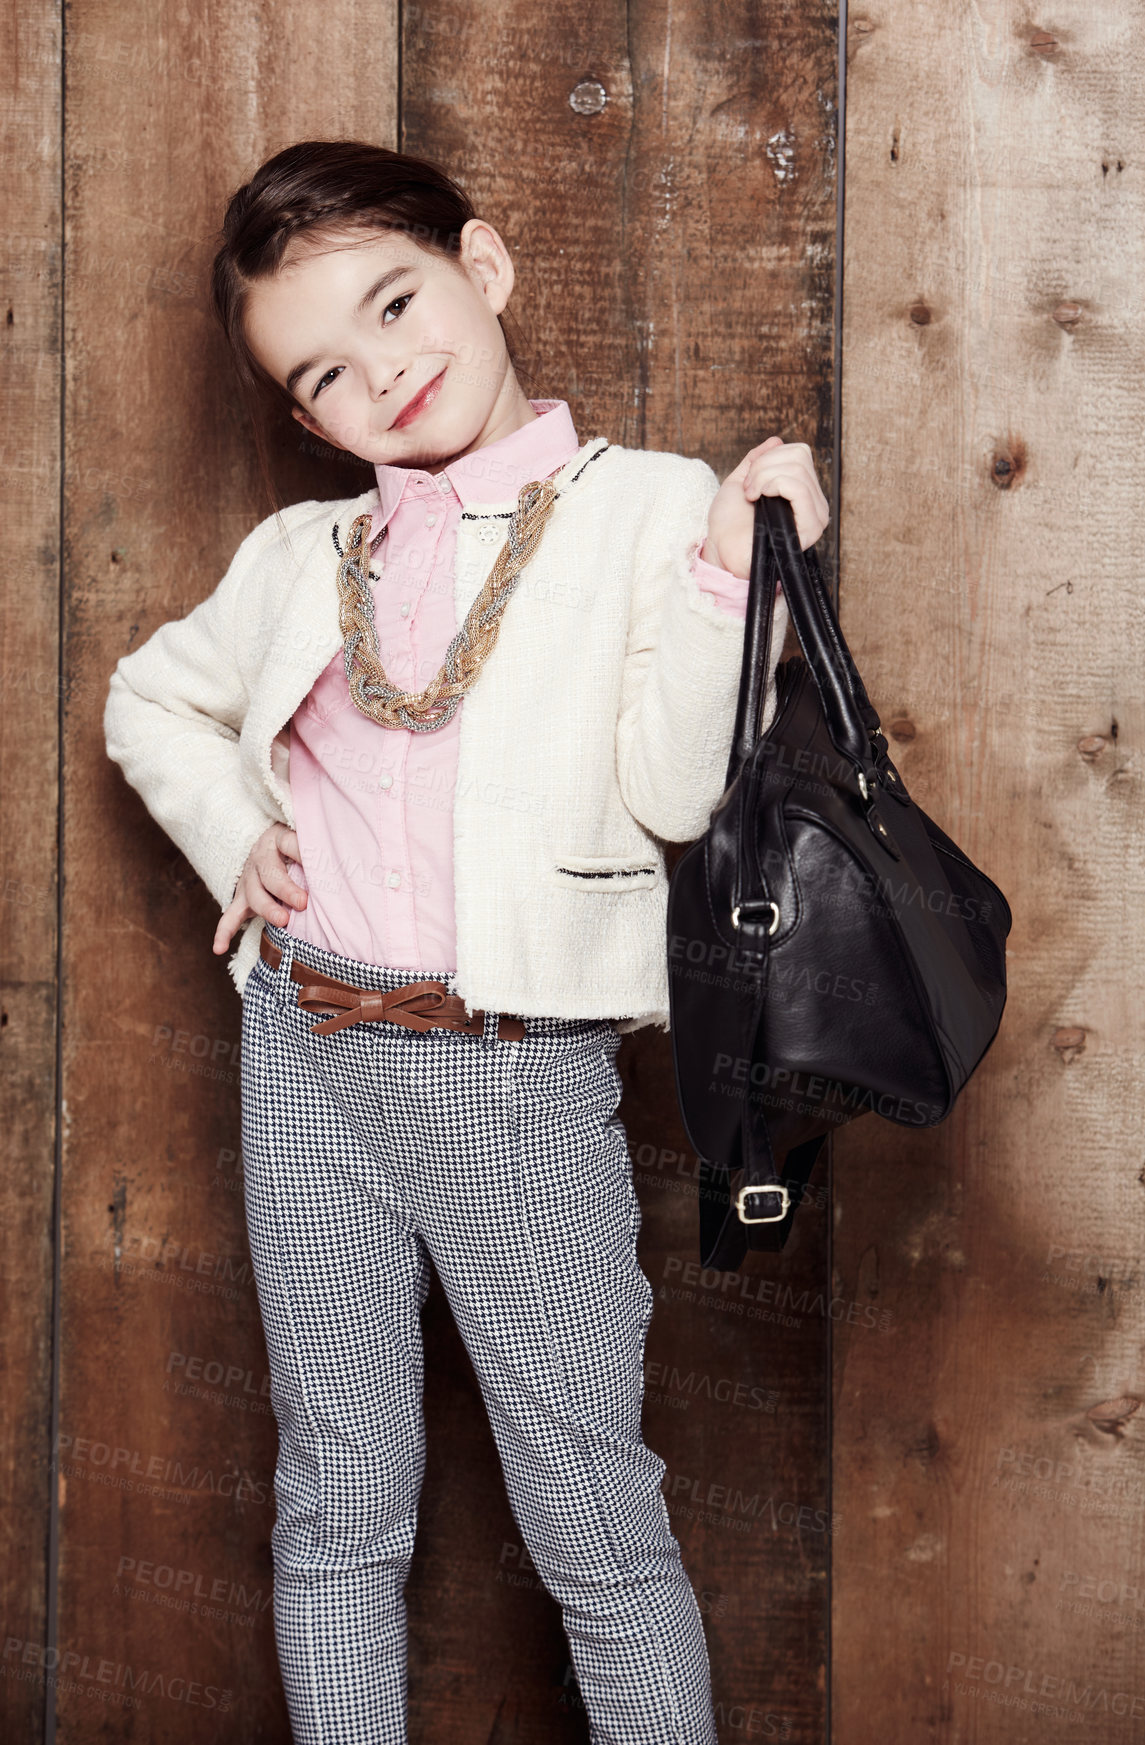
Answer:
[{"left": 310, "top": 294, "right": 414, "bottom": 399}]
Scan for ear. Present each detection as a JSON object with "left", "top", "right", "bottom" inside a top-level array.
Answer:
[{"left": 457, "top": 218, "right": 515, "bottom": 318}]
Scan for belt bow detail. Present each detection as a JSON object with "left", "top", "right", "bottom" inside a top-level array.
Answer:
[
  {"left": 297, "top": 973, "right": 475, "bottom": 1038},
  {"left": 258, "top": 933, "right": 525, "bottom": 1041}
]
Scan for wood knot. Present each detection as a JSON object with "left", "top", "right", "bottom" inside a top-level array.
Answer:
[
  {"left": 1077, "top": 735, "right": 1107, "bottom": 759},
  {"left": 163, "top": 852, "right": 197, "bottom": 895},
  {"left": 1029, "top": 30, "right": 1060, "bottom": 57},
  {"left": 906, "top": 1423, "right": 942, "bottom": 1465},
  {"left": 1053, "top": 301, "right": 1083, "bottom": 330},
  {"left": 887, "top": 717, "right": 917, "bottom": 743},
  {"left": 908, "top": 301, "right": 932, "bottom": 326},
  {"left": 1051, "top": 1026, "right": 1086, "bottom": 1061},
  {"left": 569, "top": 79, "right": 607, "bottom": 116},
  {"left": 852, "top": 16, "right": 875, "bottom": 32},
  {"left": 1087, "top": 1395, "right": 1142, "bottom": 1437},
  {"left": 989, "top": 437, "right": 1027, "bottom": 490}
]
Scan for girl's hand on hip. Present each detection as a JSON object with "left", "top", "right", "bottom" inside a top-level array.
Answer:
[
  {"left": 701, "top": 436, "right": 830, "bottom": 578},
  {"left": 213, "top": 823, "right": 308, "bottom": 955}
]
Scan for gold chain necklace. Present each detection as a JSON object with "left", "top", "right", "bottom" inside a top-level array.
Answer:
[{"left": 331, "top": 475, "right": 561, "bottom": 733}]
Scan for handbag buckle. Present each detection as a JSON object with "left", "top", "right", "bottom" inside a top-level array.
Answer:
[
  {"left": 730, "top": 900, "right": 780, "bottom": 933},
  {"left": 735, "top": 1182, "right": 791, "bottom": 1224}
]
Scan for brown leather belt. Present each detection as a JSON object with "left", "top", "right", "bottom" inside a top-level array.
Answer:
[{"left": 260, "top": 933, "right": 526, "bottom": 1041}]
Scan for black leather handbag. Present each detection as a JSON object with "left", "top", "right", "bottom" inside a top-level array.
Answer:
[{"left": 666, "top": 494, "right": 1012, "bottom": 1270}]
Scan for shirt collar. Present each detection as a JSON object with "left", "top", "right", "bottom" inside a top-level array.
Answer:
[{"left": 372, "top": 399, "right": 582, "bottom": 526}]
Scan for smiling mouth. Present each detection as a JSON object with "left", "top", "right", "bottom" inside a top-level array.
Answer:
[{"left": 392, "top": 368, "right": 446, "bottom": 430}]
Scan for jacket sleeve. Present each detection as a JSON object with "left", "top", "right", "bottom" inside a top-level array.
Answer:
[
  {"left": 689, "top": 543, "right": 750, "bottom": 617},
  {"left": 103, "top": 513, "right": 289, "bottom": 910},
  {"left": 615, "top": 454, "right": 789, "bottom": 843}
]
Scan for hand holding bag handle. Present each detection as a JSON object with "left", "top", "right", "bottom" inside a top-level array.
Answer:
[{"left": 728, "top": 493, "right": 885, "bottom": 790}]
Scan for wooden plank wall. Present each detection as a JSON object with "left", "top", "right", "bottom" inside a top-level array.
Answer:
[
  {"left": 833, "top": 3, "right": 1145, "bottom": 1740},
  {"left": 15, "top": 0, "right": 1144, "bottom": 1741},
  {"left": 53, "top": 4, "right": 396, "bottom": 1741},
  {"left": 0, "top": 2, "right": 61, "bottom": 1738},
  {"left": 0, "top": 1, "right": 843, "bottom": 1742}
]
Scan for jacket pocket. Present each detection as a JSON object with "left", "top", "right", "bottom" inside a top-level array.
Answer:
[{"left": 550, "top": 852, "right": 663, "bottom": 892}]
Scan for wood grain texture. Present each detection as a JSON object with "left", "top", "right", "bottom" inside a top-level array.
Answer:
[
  {"left": 0, "top": 6, "right": 61, "bottom": 1740},
  {"left": 403, "top": 2, "right": 838, "bottom": 1737},
  {"left": 833, "top": 4, "right": 1145, "bottom": 1739},
  {"left": 58, "top": 5, "right": 396, "bottom": 1739}
]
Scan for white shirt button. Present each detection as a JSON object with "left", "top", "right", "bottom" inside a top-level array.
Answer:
[
  {"left": 436, "top": 474, "right": 452, "bottom": 495},
  {"left": 399, "top": 601, "right": 411, "bottom": 617},
  {"left": 378, "top": 773, "right": 393, "bottom": 791},
  {"left": 387, "top": 870, "right": 401, "bottom": 889},
  {"left": 425, "top": 513, "right": 437, "bottom": 528}
]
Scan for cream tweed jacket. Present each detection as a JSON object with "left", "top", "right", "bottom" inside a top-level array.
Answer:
[{"left": 104, "top": 435, "right": 788, "bottom": 1032}]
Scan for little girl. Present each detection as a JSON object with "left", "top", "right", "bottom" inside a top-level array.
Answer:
[{"left": 104, "top": 140, "right": 827, "bottom": 1745}]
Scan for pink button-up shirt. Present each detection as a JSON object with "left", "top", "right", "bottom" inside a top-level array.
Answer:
[{"left": 284, "top": 399, "right": 749, "bottom": 971}]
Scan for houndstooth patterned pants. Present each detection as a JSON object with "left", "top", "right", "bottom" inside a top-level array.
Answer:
[{"left": 240, "top": 922, "right": 718, "bottom": 1744}]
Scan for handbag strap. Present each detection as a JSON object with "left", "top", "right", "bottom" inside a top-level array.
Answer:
[
  {"left": 726, "top": 494, "right": 883, "bottom": 786},
  {"left": 725, "top": 498, "right": 781, "bottom": 786}
]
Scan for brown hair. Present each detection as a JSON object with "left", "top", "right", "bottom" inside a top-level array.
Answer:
[{"left": 209, "top": 139, "right": 530, "bottom": 509}]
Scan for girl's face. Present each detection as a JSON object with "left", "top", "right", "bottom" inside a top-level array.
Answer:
[{"left": 242, "top": 218, "right": 525, "bottom": 469}]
